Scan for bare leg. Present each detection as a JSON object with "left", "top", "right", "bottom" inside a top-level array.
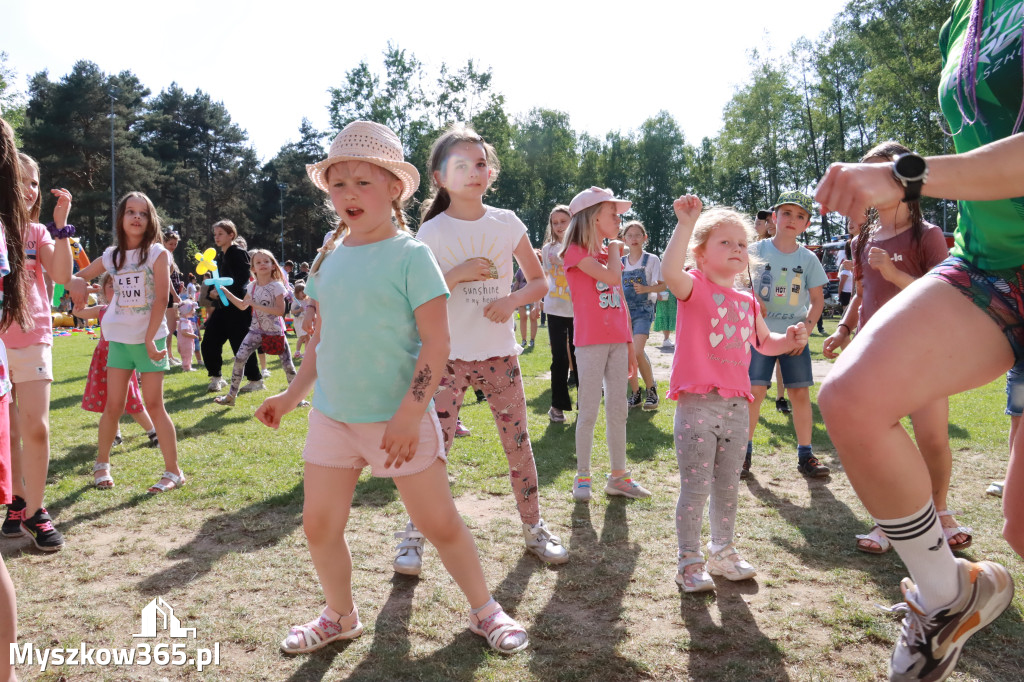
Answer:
[
  {"left": 9, "top": 381, "right": 52, "bottom": 513},
  {"left": 396, "top": 460, "right": 490, "bottom": 608},
  {"left": 1004, "top": 416, "right": 1024, "bottom": 555},
  {"left": 164, "top": 308, "right": 178, "bottom": 361},
  {"left": 301, "top": 463, "right": 360, "bottom": 616},
  {"left": 909, "top": 398, "right": 967, "bottom": 545},
  {"left": 788, "top": 387, "right": 812, "bottom": 446},
  {"left": 139, "top": 372, "right": 181, "bottom": 489},
  {"left": 775, "top": 362, "right": 786, "bottom": 401},
  {"left": 0, "top": 558, "right": 17, "bottom": 682},
  {"left": 634, "top": 333, "right": 654, "bottom": 390},
  {"left": 819, "top": 277, "right": 1011, "bottom": 519},
  {"left": 129, "top": 409, "right": 155, "bottom": 433}
]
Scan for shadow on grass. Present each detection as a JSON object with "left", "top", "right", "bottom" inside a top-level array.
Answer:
[
  {"left": 679, "top": 582, "right": 791, "bottom": 682},
  {"left": 135, "top": 483, "right": 304, "bottom": 596},
  {"left": 527, "top": 499, "right": 646, "bottom": 680},
  {"left": 290, "top": 548, "right": 542, "bottom": 680},
  {"left": 744, "top": 475, "right": 898, "bottom": 578}
]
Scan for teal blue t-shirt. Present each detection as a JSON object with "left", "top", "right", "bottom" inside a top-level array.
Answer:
[
  {"left": 305, "top": 231, "right": 449, "bottom": 423},
  {"left": 749, "top": 240, "right": 828, "bottom": 333}
]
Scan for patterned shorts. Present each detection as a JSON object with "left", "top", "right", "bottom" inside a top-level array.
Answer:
[{"left": 928, "top": 256, "right": 1024, "bottom": 363}]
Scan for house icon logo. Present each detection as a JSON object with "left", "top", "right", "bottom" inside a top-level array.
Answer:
[{"left": 132, "top": 597, "right": 197, "bottom": 639}]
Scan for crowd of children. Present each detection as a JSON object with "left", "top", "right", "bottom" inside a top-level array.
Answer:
[{"left": 3, "top": 10, "right": 1024, "bottom": 672}]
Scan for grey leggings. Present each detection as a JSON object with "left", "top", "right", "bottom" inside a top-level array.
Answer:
[
  {"left": 228, "top": 330, "right": 296, "bottom": 396},
  {"left": 674, "top": 392, "right": 749, "bottom": 554},
  {"left": 574, "top": 343, "right": 628, "bottom": 474}
]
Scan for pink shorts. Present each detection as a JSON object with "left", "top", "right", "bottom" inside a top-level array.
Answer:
[{"left": 302, "top": 408, "right": 446, "bottom": 478}]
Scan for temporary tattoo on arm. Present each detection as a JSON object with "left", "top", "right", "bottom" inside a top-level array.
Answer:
[{"left": 411, "top": 365, "right": 432, "bottom": 402}]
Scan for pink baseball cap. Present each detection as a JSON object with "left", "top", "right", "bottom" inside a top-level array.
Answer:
[{"left": 568, "top": 187, "right": 631, "bottom": 217}]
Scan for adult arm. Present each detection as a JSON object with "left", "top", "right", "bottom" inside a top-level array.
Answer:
[{"left": 816, "top": 134, "right": 1024, "bottom": 220}]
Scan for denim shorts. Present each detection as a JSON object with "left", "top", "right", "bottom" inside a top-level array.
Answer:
[
  {"left": 928, "top": 256, "right": 1024, "bottom": 364},
  {"left": 748, "top": 344, "right": 813, "bottom": 388},
  {"left": 630, "top": 307, "right": 654, "bottom": 335},
  {"left": 1007, "top": 364, "right": 1024, "bottom": 417}
]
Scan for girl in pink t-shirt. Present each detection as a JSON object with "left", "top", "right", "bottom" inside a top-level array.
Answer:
[
  {"left": 1, "top": 153, "right": 73, "bottom": 553},
  {"left": 561, "top": 187, "right": 647, "bottom": 501},
  {"left": 662, "top": 196, "right": 806, "bottom": 593}
]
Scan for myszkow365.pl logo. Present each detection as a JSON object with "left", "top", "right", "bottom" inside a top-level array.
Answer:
[{"left": 11, "top": 597, "right": 221, "bottom": 673}]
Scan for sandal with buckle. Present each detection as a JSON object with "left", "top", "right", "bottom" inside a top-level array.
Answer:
[
  {"left": 937, "top": 510, "right": 973, "bottom": 551},
  {"left": 855, "top": 525, "right": 891, "bottom": 554},
  {"left": 148, "top": 471, "right": 185, "bottom": 495},
  {"left": 281, "top": 606, "right": 363, "bottom": 654},
  {"left": 468, "top": 601, "right": 528, "bottom": 654},
  {"left": 93, "top": 462, "right": 114, "bottom": 489},
  {"left": 675, "top": 554, "right": 715, "bottom": 593}
]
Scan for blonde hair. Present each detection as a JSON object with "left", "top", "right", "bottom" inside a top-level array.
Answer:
[
  {"left": 100, "top": 273, "right": 114, "bottom": 304},
  {"left": 310, "top": 161, "right": 410, "bottom": 277},
  {"left": 543, "top": 205, "right": 571, "bottom": 246},
  {"left": 17, "top": 153, "right": 41, "bottom": 222},
  {"left": 249, "top": 249, "right": 285, "bottom": 282},
  {"left": 687, "top": 207, "right": 761, "bottom": 286},
  {"left": 559, "top": 203, "right": 605, "bottom": 259}
]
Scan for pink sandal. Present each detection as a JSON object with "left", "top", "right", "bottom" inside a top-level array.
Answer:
[
  {"left": 281, "top": 606, "right": 363, "bottom": 654},
  {"left": 468, "top": 601, "right": 528, "bottom": 654}
]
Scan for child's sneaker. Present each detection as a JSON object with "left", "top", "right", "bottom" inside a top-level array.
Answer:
[
  {"left": 547, "top": 407, "right": 566, "bottom": 423},
  {"left": 2, "top": 496, "right": 27, "bottom": 538},
  {"left": 239, "top": 379, "right": 265, "bottom": 394},
  {"left": 572, "top": 474, "right": 592, "bottom": 501},
  {"left": 262, "top": 368, "right": 272, "bottom": 379},
  {"left": 605, "top": 472, "right": 651, "bottom": 499},
  {"left": 885, "top": 558, "right": 1013, "bottom": 681},
  {"left": 627, "top": 389, "right": 642, "bottom": 409},
  {"left": 740, "top": 451, "right": 753, "bottom": 480},
  {"left": 22, "top": 507, "right": 64, "bottom": 552},
  {"left": 675, "top": 555, "right": 715, "bottom": 593},
  {"left": 147, "top": 431, "right": 160, "bottom": 448},
  {"left": 706, "top": 542, "right": 756, "bottom": 581},
  {"left": 113, "top": 432, "right": 123, "bottom": 446},
  {"left": 775, "top": 397, "right": 792, "bottom": 414},
  {"left": 642, "top": 385, "right": 659, "bottom": 411},
  {"left": 522, "top": 519, "right": 569, "bottom": 564},
  {"left": 207, "top": 377, "right": 226, "bottom": 392},
  {"left": 797, "top": 456, "right": 830, "bottom": 478},
  {"left": 393, "top": 521, "right": 425, "bottom": 576},
  {"left": 986, "top": 480, "right": 1004, "bottom": 497},
  {"left": 454, "top": 420, "right": 471, "bottom": 437}
]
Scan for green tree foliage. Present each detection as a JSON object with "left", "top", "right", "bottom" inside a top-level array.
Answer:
[
  {"left": 15, "top": 3, "right": 956, "bottom": 263},
  {"left": 0, "top": 52, "right": 26, "bottom": 135},
  {"left": 21, "top": 61, "right": 158, "bottom": 252}
]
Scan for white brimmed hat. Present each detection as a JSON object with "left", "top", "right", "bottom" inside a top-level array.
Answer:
[
  {"left": 306, "top": 121, "right": 421, "bottom": 202},
  {"left": 568, "top": 186, "right": 631, "bottom": 217}
]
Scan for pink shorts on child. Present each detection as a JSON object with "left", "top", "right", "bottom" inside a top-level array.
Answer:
[{"left": 302, "top": 408, "right": 446, "bottom": 478}]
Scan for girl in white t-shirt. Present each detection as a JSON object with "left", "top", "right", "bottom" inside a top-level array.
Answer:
[
  {"left": 620, "top": 220, "right": 665, "bottom": 411},
  {"left": 541, "top": 205, "right": 576, "bottom": 422},
  {"left": 402, "top": 124, "right": 568, "bottom": 575},
  {"left": 69, "top": 192, "right": 183, "bottom": 495},
  {"left": 214, "top": 250, "right": 298, "bottom": 406}
]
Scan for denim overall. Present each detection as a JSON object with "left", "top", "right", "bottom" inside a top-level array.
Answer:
[{"left": 621, "top": 253, "right": 655, "bottom": 321}]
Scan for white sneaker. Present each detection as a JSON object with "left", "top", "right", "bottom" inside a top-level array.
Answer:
[
  {"left": 262, "top": 368, "right": 272, "bottom": 379},
  {"left": 207, "top": 377, "right": 226, "bottom": 393},
  {"left": 523, "top": 519, "right": 569, "bottom": 564},
  {"left": 393, "top": 521, "right": 425, "bottom": 576},
  {"left": 706, "top": 542, "right": 756, "bottom": 581},
  {"left": 676, "top": 554, "right": 715, "bottom": 592},
  {"left": 238, "top": 379, "right": 265, "bottom": 394},
  {"left": 572, "top": 473, "right": 592, "bottom": 502}
]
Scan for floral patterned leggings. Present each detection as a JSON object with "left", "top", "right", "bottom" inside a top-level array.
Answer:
[
  {"left": 227, "top": 330, "right": 296, "bottom": 396},
  {"left": 435, "top": 355, "right": 540, "bottom": 525}
]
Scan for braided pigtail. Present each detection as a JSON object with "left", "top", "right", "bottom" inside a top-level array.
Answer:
[
  {"left": 392, "top": 199, "right": 411, "bottom": 234},
  {"left": 310, "top": 220, "right": 347, "bottom": 276}
]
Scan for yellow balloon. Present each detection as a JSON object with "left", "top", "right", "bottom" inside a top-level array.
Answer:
[{"left": 195, "top": 248, "right": 219, "bottom": 276}]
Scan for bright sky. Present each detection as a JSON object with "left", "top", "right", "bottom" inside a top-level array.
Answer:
[{"left": 2, "top": 0, "right": 849, "bottom": 161}]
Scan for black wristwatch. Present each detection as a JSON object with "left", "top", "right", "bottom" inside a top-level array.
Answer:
[{"left": 892, "top": 153, "right": 928, "bottom": 203}]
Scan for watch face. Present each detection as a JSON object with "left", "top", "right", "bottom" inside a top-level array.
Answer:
[{"left": 895, "top": 154, "right": 927, "bottom": 180}]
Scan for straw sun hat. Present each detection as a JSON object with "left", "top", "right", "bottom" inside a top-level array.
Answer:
[{"left": 306, "top": 121, "right": 421, "bottom": 202}]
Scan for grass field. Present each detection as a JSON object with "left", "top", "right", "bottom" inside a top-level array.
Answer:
[{"left": 1, "top": 321, "right": 1021, "bottom": 681}]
